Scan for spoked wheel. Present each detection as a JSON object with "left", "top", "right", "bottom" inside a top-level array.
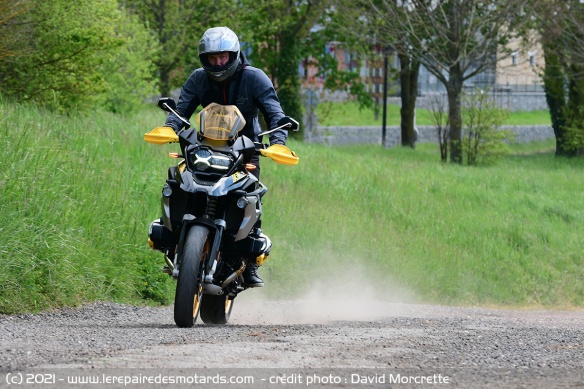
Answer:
[
  {"left": 200, "top": 294, "right": 234, "bottom": 325},
  {"left": 174, "top": 226, "right": 209, "bottom": 328}
]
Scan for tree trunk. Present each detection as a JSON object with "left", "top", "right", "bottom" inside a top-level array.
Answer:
[
  {"left": 542, "top": 43, "right": 570, "bottom": 157},
  {"left": 447, "top": 66, "right": 464, "bottom": 164},
  {"left": 399, "top": 52, "right": 420, "bottom": 148}
]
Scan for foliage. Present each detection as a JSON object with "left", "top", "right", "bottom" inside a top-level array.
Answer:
[
  {"left": 562, "top": 125, "right": 584, "bottom": 155},
  {"left": 0, "top": 0, "right": 28, "bottom": 60},
  {"left": 264, "top": 140, "right": 584, "bottom": 307},
  {"left": 462, "top": 89, "right": 514, "bottom": 165},
  {"left": 302, "top": 8, "right": 377, "bottom": 111},
  {"left": 276, "top": 35, "right": 304, "bottom": 134},
  {"left": 538, "top": 0, "right": 584, "bottom": 157},
  {"left": 0, "top": 0, "right": 157, "bottom": 112},
  {"left": 1, "top": 100, "right": 582, "bottom": 313},
  {"left": 359, "top": 0, "right": 536, "bottom": 163},
  {"left": 322, "top": 70, "right": 373, "bottom": 109},
  {"left": 239, "top": 0, "right": 331, "bottom": 136},
  {"left": 0, "top": 98, "right": 174, "bottom": 313},
  {"left": 96, "top": 9, "right": 159, "bottom": 114},
  {"left": 427, "top": 94, "right": 450, "bottom": 162},
  {"left": 334, "top": 0, "right": 422, "bottom": 146},
  {"left": 123, "top": 0, "right": 237, "bottom": 97}
]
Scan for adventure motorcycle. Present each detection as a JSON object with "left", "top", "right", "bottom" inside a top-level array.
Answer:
[{"left": 144, "top": 98, "right": 299, "bottom": 328}]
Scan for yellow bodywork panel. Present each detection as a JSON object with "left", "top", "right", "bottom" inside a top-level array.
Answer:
[
  {"left": 255, "top": 254, "right": 269, "bottom": 266},
  {"left": 260, "top": 144, "right": 299, "bottom": 165},
  {"left": 144, "top": 126, "right": 179, "bottom": 144}
]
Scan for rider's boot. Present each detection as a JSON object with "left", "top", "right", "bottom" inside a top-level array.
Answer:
[
  {"left": 243, "top": 263, "right": 264, "bottom": 288},
  {"left": 242, "top": 229, "right": 271, "bottom": 288}
]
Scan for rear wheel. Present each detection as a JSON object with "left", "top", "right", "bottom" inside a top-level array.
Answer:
[
  {"left": 174, "top": 226, "right": 209, "bottom": 328},
  {"left": 200, "top": 294, "right": 234, "bottom": 325}
]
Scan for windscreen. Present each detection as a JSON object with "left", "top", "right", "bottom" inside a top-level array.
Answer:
[{"left": 196, "top": 103, "right": 246, "bottom": 141}]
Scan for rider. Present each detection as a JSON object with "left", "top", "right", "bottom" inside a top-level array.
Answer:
[{"left": 162, "top": 26, "right": 298, "bottom": 287}]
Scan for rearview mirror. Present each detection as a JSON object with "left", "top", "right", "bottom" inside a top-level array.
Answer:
[
  {"left": 157, "top": 97, "right": 177, "bottom": 112},
  {"left": 156, "top": 97, "right": 191, "bottom": 129}
]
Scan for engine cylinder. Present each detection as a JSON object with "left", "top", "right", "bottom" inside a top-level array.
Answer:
[{"left": 148, "top": 220, "right": 175, "bottom": 251}]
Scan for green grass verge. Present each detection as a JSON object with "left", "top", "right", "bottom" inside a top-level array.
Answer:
[
  {"left": 316, "top": 101, "right": 552, "bottom": 127},
  {"left": 0, "top": 98, "right": 581, "bottom": 313},
  {"left": 0, "top": 101, "right": 173, "bottom": 313},
  {"left": 262, "top": 141, "right": 583, "bottom": 307}
]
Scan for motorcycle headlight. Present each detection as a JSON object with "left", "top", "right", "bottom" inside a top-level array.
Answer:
[{"left": 191, "top": 148, "right": 233, "bottom": 172}]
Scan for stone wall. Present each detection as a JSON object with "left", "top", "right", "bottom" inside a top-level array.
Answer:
[{"left": 304, "top": 124, "right": 555, "bottom": 148}]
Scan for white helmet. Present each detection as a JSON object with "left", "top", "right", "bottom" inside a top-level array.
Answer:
[{"left": 198, "top": 27, "right": 241, "bottom": 82}]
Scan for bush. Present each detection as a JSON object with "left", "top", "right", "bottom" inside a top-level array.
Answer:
[{"left": 462, "top": 88, "right": 515, "bottom": 165}]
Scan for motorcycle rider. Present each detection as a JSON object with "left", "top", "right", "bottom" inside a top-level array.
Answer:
[{"left": 161, "top": 26, "right": 298, "bottom": 287}]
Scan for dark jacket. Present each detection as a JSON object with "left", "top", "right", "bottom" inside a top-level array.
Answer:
[{"left": 165, "top": 53, "right": 287, "bottom": 145}]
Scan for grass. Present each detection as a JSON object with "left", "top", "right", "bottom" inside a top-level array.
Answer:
[
  {"left": 316, "top": 100, "right": 552, "bottom": 127},
  {"left": 262, "top": 141, "right": 583, "bottom": 307},
  {"left": 0, "top": 98, "right": 581, "bottom": 313},
  {"left": 0, "top": 100, "right": 173, "bottom": 313}
]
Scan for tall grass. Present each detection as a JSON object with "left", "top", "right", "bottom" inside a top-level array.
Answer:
[
  {"left": 1, "top": 98, "right": 581, "bottom": 313},
  {"left": 0, "top": 99, "right": 172, "bottom": 313},
  {"left": 261, "top": 141, "right": 583, "bottom": 307}
]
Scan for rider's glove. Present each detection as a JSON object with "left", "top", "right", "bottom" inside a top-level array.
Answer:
[{"left": 277, "top": 116, "right": 299, "bottom": 131}]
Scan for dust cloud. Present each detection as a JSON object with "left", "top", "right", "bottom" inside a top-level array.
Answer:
[{"left": 230, "top": 260, "right": 417, "bottom": 325}]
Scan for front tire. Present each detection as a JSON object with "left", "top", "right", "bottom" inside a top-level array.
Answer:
[
  {"left": 174, "top": 226, "right": 209, "bottom": 328},
  {"left": 200, "top": 294, "right": 234, "bottom": 325}
]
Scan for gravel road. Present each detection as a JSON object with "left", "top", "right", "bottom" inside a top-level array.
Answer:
[{"left": 1, "top": 293, "right": 583, "bottom": 388}]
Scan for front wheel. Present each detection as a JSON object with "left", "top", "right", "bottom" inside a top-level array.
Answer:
[
  {"left": 174, "top": 226, "right": 209, "bottom": 328},
  {"left": 200, "top": 294, "right": 234, "bottom": 325}
]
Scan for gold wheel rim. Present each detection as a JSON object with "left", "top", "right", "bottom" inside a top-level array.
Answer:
[
  {"left": 193, "top": 284, "right": 202, "bottom": 318},
  {"left": 225, "top": 298, "right": 232, "bottom": 316}
]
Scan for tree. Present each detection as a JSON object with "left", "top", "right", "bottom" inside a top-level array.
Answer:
[
  {"left": 299, "top": 10, "right": 377, "bottom": 116},
  {"left": 537, "top": 0, "right": 584, "bottom": 157},
  {"left": 397, "top": 46, "right": 421, "bottom": 148},
  {"left": 331, "top": 0, "right": 426, "bottom": 148},
  {"left": 364, "top": 0, "right": 535, "bottom": 163},
  {"left": 0, "top": 0, "right": 128, "bottom": 110},
  {"left": 239, "top": 0, "right": 331, "bottom": 134},
  {"left": 0, "top": 0, "right": 27, "bottom": 61},
  {"left": 98, "top": 9, "right": 159, "bottom": 114},
  {"left": 123, "top": 0, "right": 236, "bottom": 97}
]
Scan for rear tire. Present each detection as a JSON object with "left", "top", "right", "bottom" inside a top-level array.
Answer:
[
  {"left": 200, "top": 294, "right": 234, "bottom": 325},
  {"left": 174, "top": 226, "right": 209, "bottom": 328}
]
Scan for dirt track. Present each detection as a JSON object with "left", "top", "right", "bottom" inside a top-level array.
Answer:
[{"left": 1, "top": 293, "right": 583, "bottom": 388}]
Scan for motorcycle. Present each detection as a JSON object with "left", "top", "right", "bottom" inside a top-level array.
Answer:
[{"left": 144, "top": 98, "right": 299, "bottom": 328}]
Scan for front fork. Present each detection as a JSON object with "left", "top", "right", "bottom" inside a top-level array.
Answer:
[
  {"left": 169, "top": 195, "right": 263, "bottom": 294},
  {"left": 173, "top": 198, "right": 227, "bottom": 289}
]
